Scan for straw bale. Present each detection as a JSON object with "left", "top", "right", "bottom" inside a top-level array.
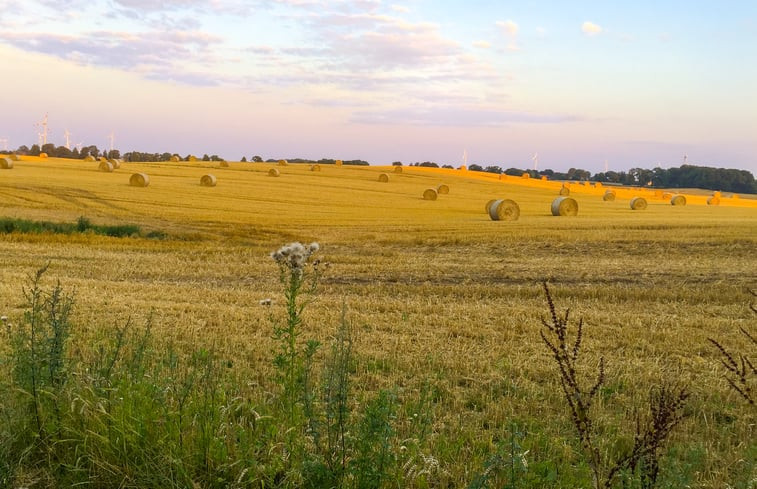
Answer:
[
  {"left": 310, "top": 164, "right": 321, "bottom": 172},
  {"left": 335, "top": 160, "right": 343, "bottom": 166},
  {"left": 84, "top": 155, "right": 95, "bottom": 162},
  {"left": 277, "top": 159, "right": 288, "bottom": 166},
  {"left": 485, "top": 199, "right": 497, "bottom": 213},
  {"left": 521, "top": 172, "right": 530, "bottom": 179},
  {"left": 220, "top": 161, "right": 230, "bottom": 167},
  {"left": 0, "top": 157, "right": 13, "bottom": 169},
  {"left": 200, "top": 174, "right": 217, "bottom": 187},
  {"left": 269, "top": 168, "right": 280, "bottom": 177},
  {"left": 499, "top": 174, "right": 507, "bottom": 180},
  {"left": 712, "top": 191, "right": 722, "bottom": 198},
  {"left": 378, "top": 173, "right": 389, "bottom": 183},
  {"left": 188, "top": 155, "right": 198, "bottom": 162},
  {"left": 437, "top": 184, "right": 449, "bottom": 195},
  {"left": 129, "top": 173, "right": 149, "bottom": 187},
  {"left": 670, "top": 194, "right": 686, "bottom": 206},
  {"left": 551, "top": 196, "right": 578, "bottom": 216},
  {"left": 488, "top": 199, "right": 520, "bottom": 221},
  {"left": 98, "top": 161, "right": 114, "bottom": 172},
  {"left": 662, "top": 192, "right": 673, "bottom": 199},
  {"left": 9, "top": 154, "right": 19, "bottom": 161},
  {"left": 459, "top": 165, "right": 467, "bottom": 171},
  {"left": 108, "top": 158, "right": 121, "bottom": 169},
  {"left": 394, "top": 165, "right": 403, "bottom": 174},
  {"left": 707, "top": 196, "right": 720, "bottom": 206},
  {"left": 423, "top": 188, "right": 438, "bottom": 201},
  {"left": 99, "top": 156, "right": 108, "bottom": 162},
  {"left": 630, "top": 197, "right": 647, "bottom": 210},
  {"left": 541, "top": 175, "right": 548, "bottom": 181},
  {"left": 39, "top": 152, "right": 48, "bottom": 158},
  {"left": 559, "top": 185, "right": 570, "bottom": 196},
  {"left": 594, "top": 181, "right": 602, "bottom": 187},
  {"left": 170, "top": 155, "right": 180, "bottom": 162},
  {"left": 602, "top": 190, "right": 616, "bottom": 201},
  {"left": 732, "top": 194, "right": 740, "bottom": 200}
]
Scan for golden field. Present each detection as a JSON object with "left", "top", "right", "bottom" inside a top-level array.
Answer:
[{"left": 1, "top": 156, "right": 755, "bottom": 486}]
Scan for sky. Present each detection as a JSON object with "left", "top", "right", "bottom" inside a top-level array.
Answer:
[{"left": 0, "top": 0, "right": 755, "bottom": 174}]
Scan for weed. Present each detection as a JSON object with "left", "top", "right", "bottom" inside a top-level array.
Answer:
[{"left": 539, "top": 281, "right": 689, "bottom": 489}]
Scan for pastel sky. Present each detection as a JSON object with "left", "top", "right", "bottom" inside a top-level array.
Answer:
[{"left": 1, "top": 0, "right": 755, "bottom": 173}]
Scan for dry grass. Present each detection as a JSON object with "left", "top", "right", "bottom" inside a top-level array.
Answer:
[{"left": 0, "top": 157, "right": 755, "bottom": 486}]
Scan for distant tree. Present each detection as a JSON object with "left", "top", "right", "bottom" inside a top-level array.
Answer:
[
  {"left": 106, "top": 149, "right": 121, "bottom": 159},
  {"left": 55, "top": 145, "right": 74, "bottom": 159},
  {"left": 419, "top": 161, "right": 438, "bottom": 168},
  {"left": 392, "top": 161, "right": 403, "bottom": 166},
  {"left": 252, "top": 155, "right": 263, "bottom": 162},
  {"left": 442, "top": 164, "right": 454, "bottom": 169},
  {"left": 160, "top": 152, "right": 172, "bottom": 161},
  {"left": 15, "top": 145, "right": 30, "bottom": 155},
  {"left": 484, "top": 165, "right": 502, "bottom": 174},
  {"left": 504, "top": 167, "right": 524, "bottom": 176},
  {"left": 468, "top": 164, "right": 484, "bottom": 172},
  {"left": 29, "top": 144, "right": 41, "bottom": 156},
  {"left": 202, "top": 154, "right": 210, "bottom": 161}
]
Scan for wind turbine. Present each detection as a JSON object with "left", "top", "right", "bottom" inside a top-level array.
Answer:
[
  {"left": 0, "top": 138, "right": 8, "bottom": 151},
  {"left": 683, "top": 154, "right": 688, "bottom": 165},
  {"left": 108, "top": 131, "right": 115, "bottom": 153},
  {"left": 462, "top": 148, "right": 468, "bottom": 167},
  {"left": 531, "top": 152, "right": 538, "bottom": 171},
  {"left": 604, "top": 159, "right": 609, "bottom": 173},
  {"left": 64, "top": 129, "right": 71, "bottom": 150},
  {"left": 34, "top": 113, "right": 49, "bottom": 146}
]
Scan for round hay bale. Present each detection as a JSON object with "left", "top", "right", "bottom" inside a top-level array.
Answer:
[
  {"left": 423, "top": 188, "right": 438, "bottom": 201},
  {"left": 108, "top": 158, "right": 121, "bottom": 169},
  {"left": 713, "top": 191, "right": 722, "bottom": 198},
  {"left": 219, "top": 161, "right": 230, "bottom": 167},
  {"left": 602, "top": 190, "right": 616, "bottom": 202},
  {"left": 551, "top": 196, "right": 578, "bottom": 216},
  {"left": 129, "top": 173, "right": 149, "bottom": 187},
  {"left": 188, "top": 155, "right": 198, "bottom": 162},
  {"left": 594, "top": 181, "right": 602, "bottom": 188},
  {"left": 499, "top": 174, "right": 507, "bottom": 180},
  {"left": 437, "top": 184, "right": 449, "bottom": 195},
  {"left": 9, "top": 154, "right": 19, "bottom": 161},
  {"left": 84, "top": 155, "right": 95, "bottom": 162},
  {"left": 541, "top": 175, "right": 548, "bottom": 181},
  {"left": 335, "top": 159, "right": 343, "bottom": 166},
  {"left": 559, "top": 185, "right": 570, "bottom": 196},
  {"left": 732, "top": 194, "right": 740, "bottom": 200},
  {"left": 488, "top": 199, "right": 520, "bottom": 221},
  {"left": 707, "top": 196, "right": 720, "bottom": 206},
  {"left": 630, "top": 197, "right": 647, "bottom": 210},
  {"left": 521, "top": 172, "right": 530, "bottom": 179},
  {"left": 268, "top": 168, "right": 280, "bottom": 177},
  {"left": 99, "top": 156, "right": 108, "bottom": 162},
  {"left": 662, "top": 192, "right": 673, "bottom": 200},
  {"left": 485, "top": 199, "right": 497, "bottom": 213},
  {"left": 670, "top": 194, "right": 686, "bottom": 206},
  {"left": 378, "top": 173, "right": 389, "bottom": 183},
  {"left": 310, "top": 164, "right": 321, "bottom": 172},
  {"left": 394, "top": 165, "right": 403, "bottom": 174},
  {"left": 98, "top": 161, "right": 114, "bottom": 172},
  {"left": 170, "top": 155, "right": 180, "bottom": 162},
  {"left": 39, "top": 152, "right": 48, "bottom": 158},
  {"left": 277, "top": 159, "right": 288, "bottom": 166},
  {"left": 1, "top": 157, "right": 13, "bottom": 169},
  {"left": 653, "top": 190, "right": 663, "bottom": 199},
  {"left": 200, "top": 174, "right": 217, "bottom": 187}
]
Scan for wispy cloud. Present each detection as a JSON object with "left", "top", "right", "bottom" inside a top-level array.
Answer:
[
  {"left": 496, "top": 19, "right": 520, "bottom": 51},
  {"left": 473, "top": 40, "right": 491, "bottom": 49},
  {"left": 351, "top": 107, "right": 579, "bottom": 127},
  {"left": 581, "top": 21, "right": 603, "bottom": 36}
]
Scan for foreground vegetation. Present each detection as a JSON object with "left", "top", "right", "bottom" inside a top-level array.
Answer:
[{"left": 0, "top": 157, "right": 755, "bottom": 487}]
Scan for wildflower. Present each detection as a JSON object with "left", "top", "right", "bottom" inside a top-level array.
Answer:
[
  {"left": 259, "top": 298, "right": 272, "bottom": 306},
  {"left": 270, "top": 241, "right": 320, "bottom": 272}
]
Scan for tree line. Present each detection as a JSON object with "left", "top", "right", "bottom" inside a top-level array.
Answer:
[{"left": 3, "top": 144, "right": 753, "bottom": 193}]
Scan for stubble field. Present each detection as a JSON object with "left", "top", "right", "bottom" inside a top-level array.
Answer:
[{"left": 0, "top": 156, "right": 755, "bottom": 487}]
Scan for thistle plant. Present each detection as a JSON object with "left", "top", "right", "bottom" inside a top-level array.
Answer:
[{"left": 270, "top": 242, "right": 324, "bottom": 462}]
